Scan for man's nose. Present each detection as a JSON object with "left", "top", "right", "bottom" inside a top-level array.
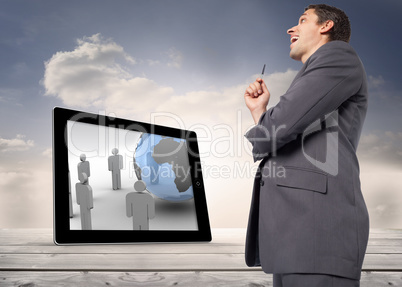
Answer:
[{"left": 287, "top": 26, "right": 296, "bottom": 35}]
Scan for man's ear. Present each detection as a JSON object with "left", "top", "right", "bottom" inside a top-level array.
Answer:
[{"left": 320, "top": 20, "right": 334, "bottom": 34}]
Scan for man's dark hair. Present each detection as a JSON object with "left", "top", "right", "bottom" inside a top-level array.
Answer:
[{"left": 306, "top": 4, "right": 351, "bottom": 43}]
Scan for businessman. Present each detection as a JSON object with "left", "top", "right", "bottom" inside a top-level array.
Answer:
[{"left": 244, "top": 4, "right": 369, "bottom": 287}]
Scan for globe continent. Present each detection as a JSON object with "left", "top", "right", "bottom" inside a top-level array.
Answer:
[{"left": 134, "top": 133, "right": 194, "bottom": 202}]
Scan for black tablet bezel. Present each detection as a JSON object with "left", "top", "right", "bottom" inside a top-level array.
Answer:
[{"left": 53, "top": 107, "right": 211, "bottom": 244}]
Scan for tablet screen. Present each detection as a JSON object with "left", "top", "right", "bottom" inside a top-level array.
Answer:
[
  {"left": 67, "top": 121, "right": 198, "bottom": 231},
  {"left": 53, "top": 107, "right": 211, "bottom": 244}
]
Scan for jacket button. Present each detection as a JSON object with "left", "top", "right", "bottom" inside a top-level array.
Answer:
[{"left": 260, "top": 180, "right": 264, "bottom": 186}]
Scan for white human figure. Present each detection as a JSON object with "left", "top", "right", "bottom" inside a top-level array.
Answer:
[
  {"left": 126, "top": 180, "right": 155, "bottom": 230},
  {"left": 76, "top": 173, "right": 93, "bottom": 230},
  {"left": 69, "top": 169, "right": 73, "bottom": 218},
  {"left": 77, "top": 154, "right": 90, "bottom": 184},
  {"left": 108, "top": 148, "right": 123, "bottom": 190}
]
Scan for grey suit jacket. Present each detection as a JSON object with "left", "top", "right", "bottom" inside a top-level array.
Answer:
[{"left": 245, "top": 41, "right": 369, "bottom": 280}]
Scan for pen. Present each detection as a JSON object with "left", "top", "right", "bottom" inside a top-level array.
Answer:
[{"left": 261, "top": 64, "right": 266, "bottom": 80}]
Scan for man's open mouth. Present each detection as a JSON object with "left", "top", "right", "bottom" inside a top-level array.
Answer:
[{"left": 291, "top": 36, "right": 299, "bottom": 43}]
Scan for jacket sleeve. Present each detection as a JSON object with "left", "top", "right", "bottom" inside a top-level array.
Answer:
[{"left": 245, "top": 42, "right": 363, "bottom": 162}]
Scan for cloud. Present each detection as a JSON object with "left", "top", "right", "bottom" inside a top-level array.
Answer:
[
  {"left": 384, "top": 131, "right": 402, "bottom": 141},
  {"left": 264, "top": 69, "right": 299, "bottom": 108},
  {"left": 0, "top": 161, "right": 52, "bottom": 228},
  {"left": 356, "top": 131, "right": 402, "bottom": 228},
  {"left": 360, "top": 162, "right": 402, "bottom": 229},
  {"left": 366, "top": 74, "right": 401, "bottom": 105},
  {"left": 42, "top": 147, "right": 52, "bottom": 158},
  {"left": 42, "top": 33, "right": 298, "bottom": 128},
  {"left": 358, "top": 130, "right": 402, "bottom": 168},
  {"left": 152, "top": 69, "right": 298, "bottom": 126},
  {"left": 153, "top": 85, "right": 247, "bottom": 127},
  {"left": 0, "top": 170, "right": 31, "bottom": 190},
  {"left": 0, "top": 88, "right": 24, "bottom": 106},
  {"left": 0, "top": 134, "right": 34, "bottom": 152},
  {"left": 367, "top": 75, "right": 385, "bottom": 90},
  {"left": 43, "top": 34, "right": 175, "bottom": 119},
  {"left": 147, "top": 59, "right": 161, "bottom": 66},
  {"left": 41, "top": 34, "right": 300, "bottom": 189},
  {"left": 166, "top": 47, "right": 183, "bottom": 68}
]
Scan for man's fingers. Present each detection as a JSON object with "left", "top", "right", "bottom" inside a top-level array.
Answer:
[
  {"left": 245, "top": 81, "right": 263, "bottom": 97},
  {"left": 244, "top": 78, "right": 269, "bottom": 99},
  {"left": 260, "top": 79, "right": 269, "bottom": 94},
  {"left": 245, "top": 87, "right": 256, "bottom": 98},
  {"left": 249, "top": 83, "right": 258, "bottom": 97},
  {"left": 254, "top": 80, "right": 263, "bottom": 95}
]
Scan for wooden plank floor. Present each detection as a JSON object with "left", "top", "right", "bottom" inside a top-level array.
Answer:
[{"left": 0, "top": 229, "right": 401, "bottom": 286}]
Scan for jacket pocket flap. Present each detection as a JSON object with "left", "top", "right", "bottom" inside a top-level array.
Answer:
[{"left": 276, "top": 167, "right": 327, "bottom": 194}]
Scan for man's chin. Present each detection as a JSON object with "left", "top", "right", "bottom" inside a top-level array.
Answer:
[{"left": 289, "top": 50, "right": 302, "bottom": 62}]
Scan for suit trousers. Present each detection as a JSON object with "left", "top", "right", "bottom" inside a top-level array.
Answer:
[{"left": 273, "top": 273, "right": 360, "bottom": 287}]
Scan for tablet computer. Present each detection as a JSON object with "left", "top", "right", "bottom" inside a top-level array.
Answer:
[{"left": 53, "top": 107, "right": 211, "bottom": 244}]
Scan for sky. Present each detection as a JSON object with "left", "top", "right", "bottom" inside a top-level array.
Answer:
[{"left": 0, "top": 0, "right": 401, "bottom": 229}]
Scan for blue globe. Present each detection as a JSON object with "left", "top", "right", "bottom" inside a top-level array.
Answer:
[{"left": 134, "top": 133, "right": 194, "bottom": 202}]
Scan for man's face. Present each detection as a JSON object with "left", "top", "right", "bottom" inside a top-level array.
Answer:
[{"left": 287, "top": 9, "right": 328, "bottom": 63}]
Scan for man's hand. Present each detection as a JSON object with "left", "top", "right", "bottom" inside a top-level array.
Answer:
[{"left": 244, "top": 78, "right": 270, "bottom": 124}]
